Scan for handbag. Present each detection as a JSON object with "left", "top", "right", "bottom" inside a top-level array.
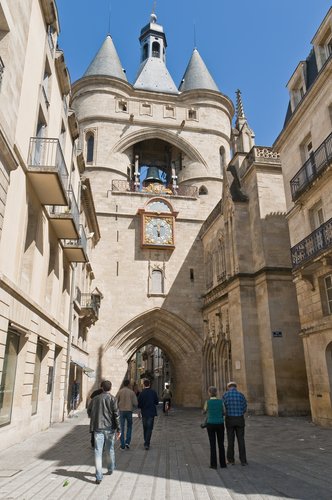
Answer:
[{"left": 200, "top": 417, "right": 207, "bottom": 429}]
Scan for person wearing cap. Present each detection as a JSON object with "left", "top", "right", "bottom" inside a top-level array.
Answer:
[{"left": 222, "top": 381, "right": 248, "bottom": 466}]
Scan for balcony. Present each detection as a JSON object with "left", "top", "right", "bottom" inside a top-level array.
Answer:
[
  {"left": 61, "top": 225, "right": 88, "bottom": 263},
  {"left": 112, "top": 180, "right": 198, "bottom": 198},
  {"left": 291, "top": 217, "right": 332, "bottom": 269},
  {"left": 46, "top": 188, "right": 80, "bottom": 239},
  {"left": 290, "top": 132, "right": 332, "bottom": 201},
  {"left": 76, "top": 291, "right": 100, "bottom": 327},
  {"left": 27, "top": 137, "right": 69, "bottom": 205}
]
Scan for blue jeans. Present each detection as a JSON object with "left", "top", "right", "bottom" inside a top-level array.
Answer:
[
  {"left": 120, "top": 411, "right": 133, "bottom": 448},
  {"left": 142, "top": 416, "right": 154, "bottom": 447},
  {"left": 94, "top": 429, "right": 115, "bottom": 481}
]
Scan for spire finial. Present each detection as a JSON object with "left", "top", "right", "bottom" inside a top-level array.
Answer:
[
  {"left": 150, "top": 1, "right": 157, "bottom": 23},
  {"left": 236, "top": 89, "right": 246, "bottom": 120},
  {"left": 193, "top": 23, "right": 197, "bottom": 49},
  {"left": 108, "top": 0, "right": 112, "bottom": 34}
]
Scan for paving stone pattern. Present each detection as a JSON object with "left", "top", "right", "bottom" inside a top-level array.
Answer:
[{"left": 0, "top": 407, "right": 331, "bottom": 499}]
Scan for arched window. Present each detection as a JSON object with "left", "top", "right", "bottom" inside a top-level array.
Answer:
[
  {"left": 151, "top": 269, "right": 164, "bottom": 294},
  {"left": 152, "top": 41, "right": 160, "bottom": 58},
  {"left": 142, "top": 43, "right": 149, "bottom": 61},
  {"left": 199, "top": 185, "right": 208, "bottom": 195},
  {"left": 86, "top": 133, "right": 94, "bottom": 163}
]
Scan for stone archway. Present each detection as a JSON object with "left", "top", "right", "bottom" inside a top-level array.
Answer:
[{"left": 104, "top": 308, "right": 203, "bottom": 406}]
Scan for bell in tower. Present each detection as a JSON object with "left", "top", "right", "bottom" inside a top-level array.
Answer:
[{"left": 143, "top": 166, "right": 164, "bottom": 186}]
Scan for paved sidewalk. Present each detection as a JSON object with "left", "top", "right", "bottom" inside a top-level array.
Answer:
[{"left": 0, "top": 407, "right": 331, "bottom": 499}]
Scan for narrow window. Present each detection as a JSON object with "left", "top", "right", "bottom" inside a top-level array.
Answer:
[
  {"left": 0, "top": 330, "right": 20, "bottom": 427},
  {"left": 142, "top": 43, "right": 149, "bottom": 61},
  {"left": 220, "top": 146, "right": 226, "bottom": 173},
  {"left": 118, "top": 100, "right": 128, "bottom": 112},
  {"left": 164, "top": 105, "right": 175, "bottom": 118},
  {"left": 152, "top": 41, "right": 160, "bottom": 58},
  {"left": 86, "top": 133, "right": 94, "bottom": 163},
  {"left": 151, "top": 269, "right": 164, "bottom": 294},
  {"left": 325, "top": 275, "right": 332, "bottom": 314},
  {"left": 190, "top": 268, "right": 194, "bottom": 281},
  {"left": 188, "top": 109, "right": 197, "bottom": 120},
  {"left": 31, "top": 341, "right": 43, "bottom": 415},
  {"left": 199, "top": 185, "right": 208, "bottom": 195}
]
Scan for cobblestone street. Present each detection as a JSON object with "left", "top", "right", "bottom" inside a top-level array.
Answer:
[{"left": 0, "top": 407, "right": 331, "bottom": 499}]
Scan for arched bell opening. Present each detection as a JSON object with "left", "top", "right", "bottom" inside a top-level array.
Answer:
[{"left": 131, "top": 138, "right": 183, "bottom": 191}]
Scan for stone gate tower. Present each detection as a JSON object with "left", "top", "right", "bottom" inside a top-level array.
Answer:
[{"left": 71, "top": 12, "right": 233, "bottom": 405}]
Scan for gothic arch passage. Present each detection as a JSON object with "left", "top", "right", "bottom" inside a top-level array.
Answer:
[{"left": 104, "top": 308, "right": 203, "bottom": 406}]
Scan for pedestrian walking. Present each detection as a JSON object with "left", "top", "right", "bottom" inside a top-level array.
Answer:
[
  {"left": 137, "top": 379, "right": 159, "bottom": 450},
  {"left": 70, "top": 380, "right": 80, "bottom": 415},
  {"left": 116, "top": 379, "right": 138, "bottom": 450},
  {"left": 203, "top": 386, "right": 226, "bottom": 469},
  {"left": 223, "top": 381, "right": 248, "bottom": 466},
  {"left": 87, "top": 380, "right": 121, "bottom": 484},
  {"left": 89, "top": 382, "right": 103, "bottom": 448},
  {"left": 161, "top": 384, "right": 173, "bottom": 413}
]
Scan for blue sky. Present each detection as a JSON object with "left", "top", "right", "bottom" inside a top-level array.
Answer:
[{"left": 56, "top": 0, "right": 331, "bottom": 146}]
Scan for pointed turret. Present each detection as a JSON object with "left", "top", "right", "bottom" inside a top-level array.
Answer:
[
  {"left": 232, "top": 90, "right": 255, "bottom": 155},
  {"left": 179, "top": 49, "right": 219, "bottom": 92},
  {"left": 133, "top": 12, "right": 178, "bottom": 94},
  {"left": 83, "top": 35, "right": 127, "bottom": 81}
]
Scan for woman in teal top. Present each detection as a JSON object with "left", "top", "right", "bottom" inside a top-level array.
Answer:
[{"left": 203, "top": 386, "right": 226, "bottom": 469}]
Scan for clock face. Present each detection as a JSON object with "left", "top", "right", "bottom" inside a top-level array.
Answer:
[{"left": 144, "top": 217, "right": 173, "bottom": 246}]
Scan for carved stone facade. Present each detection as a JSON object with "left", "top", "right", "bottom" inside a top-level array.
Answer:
[{"left": 71, "top": 14, "right": 309, "bottom": 414}]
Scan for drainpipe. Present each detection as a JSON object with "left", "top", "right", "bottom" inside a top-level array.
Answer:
[{"left": 62, "top": 263, "right": 77, "bottom": 421}]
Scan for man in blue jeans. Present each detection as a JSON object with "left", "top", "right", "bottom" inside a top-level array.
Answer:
[
  {"left": 138, "top": 379, "right": 159, "bottom": 450},
  {"left": 116, "top": 379, "right": 138, "bottom": 449},
  {"left": 87, "top": 380, "right": 121, "bottom": 484}
]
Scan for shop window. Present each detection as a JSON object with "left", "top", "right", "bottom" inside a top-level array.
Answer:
[{"left": 0, "top": 330, "right": 20, "bottom": 427}]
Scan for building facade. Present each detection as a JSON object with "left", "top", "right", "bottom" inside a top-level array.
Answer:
[
  {"left": 274, "top": 8, "right": 332, "bottom": 426},
  {"left": 0, "top": 0, "right": 100, "bottom": 450},
  {"left": 72, "top": 11, "right": 309, "bottom": 412}
]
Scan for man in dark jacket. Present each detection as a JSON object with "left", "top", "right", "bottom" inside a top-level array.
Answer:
[
  {"left": 137, "top": 379, "right": 159, "bottom": 450},
  {"left": 87, "top": 380, "right": 121, "bottom": 484}
]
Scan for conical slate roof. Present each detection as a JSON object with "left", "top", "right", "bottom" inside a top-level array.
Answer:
[
  {"left": 134, "top": 58, "right": 178, "bottom": 94},
  {"left": 179, "top": 49, "right": 219, "bottom": 92},
  {"left": 83, "top": 35, "right": 127, "bottom": 81}
]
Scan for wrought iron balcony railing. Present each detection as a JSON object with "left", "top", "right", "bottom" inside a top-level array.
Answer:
[
  {"left": 291, "top": 217, "right": 332, "bottom": 269},
  {"left": 111, "top": 180, "right": 198, "bottom": 198},
  {"left": 27, "top": 137, "right": 69, "bottom": 193},
  {"left": 290, "top": 132, "right": 332, "bottom": 201},
  {"left": 80, "top": 293, "right": 100, "bottom": 317}
]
